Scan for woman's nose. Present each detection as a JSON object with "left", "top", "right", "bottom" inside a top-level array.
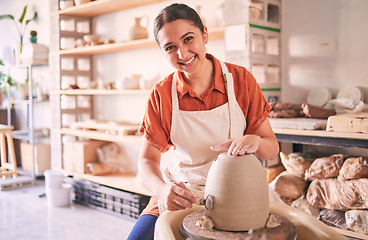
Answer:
[{"left": 176, "top": 46, "right": 187, "bottom": 59}]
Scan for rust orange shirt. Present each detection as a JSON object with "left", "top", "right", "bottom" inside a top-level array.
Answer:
[
  {"left": 139, "top": 54, "right": 271, "bottom": 217},
  {"left": 139, "top": 54, "right": 271, "bottom": 153}
]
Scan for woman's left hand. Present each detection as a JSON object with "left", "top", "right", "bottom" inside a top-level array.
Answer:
[{"left": 210, "top": 134, "right": 261, "bottom": 156}]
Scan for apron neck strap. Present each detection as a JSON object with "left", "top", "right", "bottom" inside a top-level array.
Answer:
[
  {"left": 172, "top": 72, "right": 179, "bottom": 111},
  {"left": 219, "top": 61, "right": 238, "bottom": 139}
]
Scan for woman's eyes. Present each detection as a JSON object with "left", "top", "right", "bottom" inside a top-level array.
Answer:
[
  {"left": 164, "top": 36, "right": 194, "bottom": 52},
  {"left": 184, "top": 36, "right": 193, "bottom": 42},
  {"left": 165, "top": 45, "right": 174, "bottom": 51}
]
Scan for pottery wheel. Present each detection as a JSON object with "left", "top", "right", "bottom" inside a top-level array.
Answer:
[{"left": 179, "top": 210, "right": 297, "bottom": 240}]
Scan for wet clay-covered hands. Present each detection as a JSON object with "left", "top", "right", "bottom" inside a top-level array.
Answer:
[
  {"left": 210, "top": 134, "right": 261, "bottom": 156},
  {"left": 157, "top": 182, "right": 198, "bottom": 211}
]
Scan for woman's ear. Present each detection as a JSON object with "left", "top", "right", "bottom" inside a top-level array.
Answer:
[{"left": 203, "top": 26, "right": 209, "bottom": 44}]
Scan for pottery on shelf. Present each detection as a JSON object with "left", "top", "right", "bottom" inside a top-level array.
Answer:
[
  {"left": 59, "top": 0, "right": 74, "bottom": 9},
  {"left": 83, "top": 34, "right": 100, "bottom": 43},
  {"left": 204, "top": 153, "right": 269, "bottom": 231},
  {"left": 74, "top": 0, "right": 91, "bottom": 6},
  {"left": 139, "top": 73, "right": 160, "bottom": 90},
  {"left": 116, "top": 74, "right": 141, "bottom": 90},
  {"left": 129, "top": 15, "right": 149, "bottom": 41}
]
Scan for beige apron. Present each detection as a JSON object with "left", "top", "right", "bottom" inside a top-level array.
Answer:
[{"left": 162, "top": 61, "right": 246, "bottom": 203}]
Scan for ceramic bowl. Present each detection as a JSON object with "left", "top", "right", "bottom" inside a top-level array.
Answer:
[
  {"left": 139, "top": 73, "right": 160, "bottom": 90},
  {"left": 116, "top": 75, "right": 141, "bottom": 90},
  {"left": 83, "top": 34, "right": 101, "bottom": 43},
  {"left": 59, "top": 0, "right": 74, "bottom": 9},
  {"left": 74, "top": 0, "right": 91, "bottom": 6}
]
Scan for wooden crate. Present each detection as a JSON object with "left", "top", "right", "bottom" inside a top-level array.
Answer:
[
  {"left": 20, "top": 142, "right": 50, "bottom": 175},
  {"left": 63, "top": 140, "right": 107, "bottom": 174}
]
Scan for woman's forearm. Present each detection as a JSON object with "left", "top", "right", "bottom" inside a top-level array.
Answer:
[
  {"left": 254, "top": 136, "right": 279, "bottom": 161},
  {"left": 138, "top": 157, "right": 166, "bottom": 196}
]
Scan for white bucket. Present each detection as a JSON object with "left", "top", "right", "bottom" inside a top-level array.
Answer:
[
  {"left": 44, "top": 170, "right": 64, "bottom": 189},
  {"left": 46, "top": 183, "right": 72, "bottom": 207}
]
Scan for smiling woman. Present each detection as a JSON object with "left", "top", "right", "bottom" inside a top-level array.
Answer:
[{"left": 127, "top": 3, "right": 279, "bottom": 240}]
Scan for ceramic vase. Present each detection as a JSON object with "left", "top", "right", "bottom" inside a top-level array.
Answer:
[
  {"left": 129, "top": 15, "right": 149, "bottom": 41},
  {"left": 204, "top": 153, "right": 269, "bottom": 231}
]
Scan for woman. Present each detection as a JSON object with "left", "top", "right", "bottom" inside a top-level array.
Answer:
[{"left": 127, "top": 3, "right": 279, "bottom": 240}]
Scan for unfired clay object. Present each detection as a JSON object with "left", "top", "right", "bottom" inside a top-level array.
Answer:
[{"left": 204, "top": 153, "right": 269, "bottom": 231}]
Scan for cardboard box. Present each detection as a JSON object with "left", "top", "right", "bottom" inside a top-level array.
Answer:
[
  {"left": 20, "top": 142, "right": 50, "bottom": 175},
  {"left": 63, "top": 140, "right": 107, "bottom": 174}
]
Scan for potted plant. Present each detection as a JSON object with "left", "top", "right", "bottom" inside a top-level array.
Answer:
[
  {"left": 0, "top": 59, "right": 18, "bottom": 106},
  {"left": 0, "top": 5, "right": 38, "bottom": 62}
]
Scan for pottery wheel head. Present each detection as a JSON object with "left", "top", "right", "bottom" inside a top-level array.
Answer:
[{"left": 179, "top": 209, "right": 297, "bottom": 240}]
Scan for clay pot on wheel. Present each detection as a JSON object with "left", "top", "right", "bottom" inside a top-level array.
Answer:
[{"left": 204, "top": 153, "right": 269, "bottom": 231}]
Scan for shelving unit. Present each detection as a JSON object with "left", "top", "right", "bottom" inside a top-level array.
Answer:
[
  {"left": 57, "top": 27, "right": 224, "bottom": 56},
  {"left": 55, "top": 89, "right": 150, "bottom": 95},
  {"left": 272, "top": 128, "right": 368, "bottom": 240},
  {"left": 6, "top": 63, "right": 49, "bottom": 178},
  {"left": 52, "top": 0, "right": 169, "bottom": 17}
]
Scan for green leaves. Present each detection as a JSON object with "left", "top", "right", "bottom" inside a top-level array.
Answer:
[
  {"left": 0, "top": 5, "right": 38, "bottom": 36},
  {"left": 0, "top": 15, "right": 15, "bottom": 20},
  {"left": 19, "top": 5, "right": 27, "bottom": 23},
  {"left": 0, "top": 59, "right": 17, "bottom": 88},
  {"left": 26, "top": 12, "right": 38, "bottom": 26}
]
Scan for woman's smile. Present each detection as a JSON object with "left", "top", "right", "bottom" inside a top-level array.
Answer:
[{"left": 178, "top": 55, "right": 196, "bottom": 69}]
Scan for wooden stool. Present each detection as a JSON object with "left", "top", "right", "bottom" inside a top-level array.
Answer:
[{"left": 0, "top": 124, "right": 17, "bottom": 180}]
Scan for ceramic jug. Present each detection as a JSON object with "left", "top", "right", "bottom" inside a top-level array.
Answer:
[
  {"left": 204, "top": 153, "right": 269, "bottom": 231},
  {"left": 129, "top": 15, "right": 149, "bottom": 41}
]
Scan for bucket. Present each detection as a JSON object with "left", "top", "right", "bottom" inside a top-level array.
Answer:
[
  {"left": 46, "top": 183, "right": 72, "bottom": 207},
  {"left": 44, "top": 170, "right": 64, "bottom": 189}
]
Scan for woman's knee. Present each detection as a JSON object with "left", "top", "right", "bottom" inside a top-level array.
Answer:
[{"left": 127, "top": 214, "right": 158, "bottom": 240}]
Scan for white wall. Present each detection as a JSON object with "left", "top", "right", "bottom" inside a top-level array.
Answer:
[{"left": 281, "top": 0, "right": 368, "bottom": 103}]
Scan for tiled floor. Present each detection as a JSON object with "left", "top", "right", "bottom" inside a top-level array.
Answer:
[{"left": 0, "top": 178, "right": 136, "bottom": 240}]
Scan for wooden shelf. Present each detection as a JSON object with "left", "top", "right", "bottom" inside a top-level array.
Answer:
[
  {"left": 61, "top": 170, "right": 151, "bottom": 196},
  {"left": 57, "top": 128, "right": 142, "bottom": 143},
  {"left": 59, "top": 38, "right": 157, "bottom": 55},
  {"left": 273, "top": 128, "right": 368, "bottom": 149},
  {"left": 58, "top": 27, "right": 225, "bottom": 56},
  {"left": 52, "top": 0, "right": 169, "bottom": 17},
  {"left": 55, "top": 89, "right": 150, "bottom": 95}
]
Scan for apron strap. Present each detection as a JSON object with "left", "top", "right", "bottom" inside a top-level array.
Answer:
[
  {"left": 172, "top": 61, "right": 240, "bottom": 139},
  {"left": 172, "top": 72, "right": 179, "bottom": 111},
  {"left": 219, "top": 61, "right": 238, "bottom": 139}
]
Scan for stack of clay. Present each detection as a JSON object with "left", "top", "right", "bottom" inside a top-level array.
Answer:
[
  {"left": 270, "top": 153, "right": 368, "bottom": 235},
  {"left": 268, "top": 102, "right": 336, "bottom": 119},
  {"left": 44, "top": 170, "right": 72, "bottom": 207}
]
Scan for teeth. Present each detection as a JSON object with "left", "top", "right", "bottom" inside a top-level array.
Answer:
[{"left": 182, "top": 56, "right": 195, "bottom": 65}]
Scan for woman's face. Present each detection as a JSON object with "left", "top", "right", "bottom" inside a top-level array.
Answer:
[{"left": 156, "top": 19, "right": 208, "bottom": 76}]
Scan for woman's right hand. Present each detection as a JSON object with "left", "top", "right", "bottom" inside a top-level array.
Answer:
[{"left": 157, "top": 182, "right": 198, "bottom": 211}]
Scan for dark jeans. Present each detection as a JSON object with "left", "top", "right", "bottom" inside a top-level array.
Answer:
[{"left": 127, "top": 214, "right": 158, "bottom": 240}]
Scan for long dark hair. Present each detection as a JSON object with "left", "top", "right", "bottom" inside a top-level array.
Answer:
[{"left": 153, "top": 3, "right": 204, "bottom": 44}]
